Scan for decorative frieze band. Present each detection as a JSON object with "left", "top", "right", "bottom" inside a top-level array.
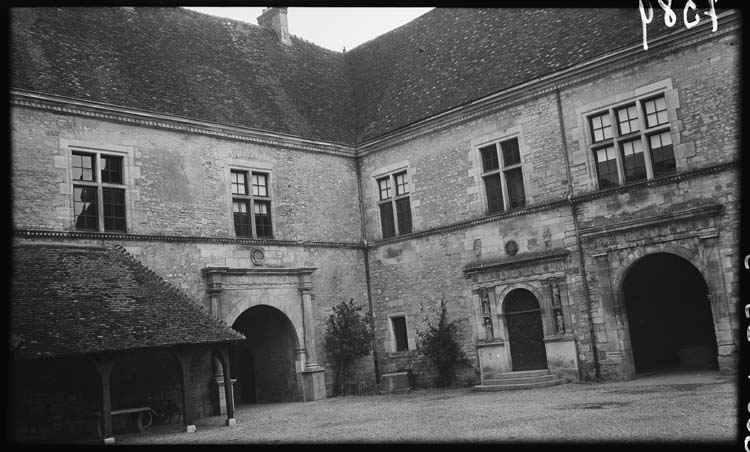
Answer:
[{"left": 579, "top": 204, "right": 723, "bottom": 239}]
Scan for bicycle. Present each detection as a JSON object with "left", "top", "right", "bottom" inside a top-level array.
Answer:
[{"left": 139, "top": 398, "right": 181, "bottom": 429}]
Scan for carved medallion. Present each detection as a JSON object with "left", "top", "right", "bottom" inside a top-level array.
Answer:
[
  {"left": 505, "top": 240, "right": 518, "bottom": 256},
  {"left": 251, "top": 248, "right": 265, "bottom": 266}
]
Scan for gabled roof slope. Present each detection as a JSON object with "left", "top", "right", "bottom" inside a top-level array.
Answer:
[
  {"left": 346, "top": 8, "right": 669, "bottom": 142},
  {"left": 11, "top": 243, "right": 244, "bottom": 360},
  {"left": 10, "top": 7, "right": 357, "bottom": 143}
]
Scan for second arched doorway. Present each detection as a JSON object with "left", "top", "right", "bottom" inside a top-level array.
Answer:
[
  {"left": 231, "top": 305, "right": 301, "bottom": 404},
  {"left": 622, "top": 252, "right": 718, "bottom": 373},
  {"left": 505, "top": 289, "right": 548, "bottom": 371}
]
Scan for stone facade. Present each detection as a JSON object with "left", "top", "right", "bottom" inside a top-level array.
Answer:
[
  {"left": 10, "top": 9, "right": 740, "bottom": 436},
  {"left": 360, "top": 25, "right": 740, "bottom": 382}
]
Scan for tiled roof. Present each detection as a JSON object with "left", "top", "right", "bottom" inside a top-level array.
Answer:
[
  {"left": 347, "top": 8, "right": 672, "bottom": 142},
  {"left": 10, "top": 7, "right": 679, "bottom": 145},
  {"left": 9, "top": 7, "right": 356, "bottom": 144},
  {"left": 11, "top": 243, "right": 244, "bottom": 360}
]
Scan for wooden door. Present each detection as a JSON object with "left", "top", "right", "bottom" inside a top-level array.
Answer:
[{"left": 505, "top": 289, "right": 548, "bottom": 371}]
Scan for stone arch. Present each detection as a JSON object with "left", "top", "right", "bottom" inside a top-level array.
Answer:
[
  {"left": 496, "top": 282, "right": 547, "bottom": 316},
  {"left": 224, "top": 297, "right": 304, "bottom": 353},
  {"left": 616, "top": 249, "right": 718, "bottom": 373},
  {"left": 611, "top": 242, "right": 706, "bottom": 299},
  {"left": 230, "top": 304, "right": 302, "bottom": 404}
]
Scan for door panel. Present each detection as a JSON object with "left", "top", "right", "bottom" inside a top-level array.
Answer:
[{"left": 507, "top": 311, "right": 547, "bottom": 371}]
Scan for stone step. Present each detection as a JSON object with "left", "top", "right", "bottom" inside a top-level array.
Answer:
[
  {"left": 483, "top": 374, "right": 558, "bottom": 386},
  {"left": 472, "top": 378, "right": 566, "bottom": 392},
  {"left": 489, "top": 369, "right": 551, "bottom": 380}
]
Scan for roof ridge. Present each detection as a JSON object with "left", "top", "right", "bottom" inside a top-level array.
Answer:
[{"left": 111, "top": 244, "right": 243, "bottom": 338}]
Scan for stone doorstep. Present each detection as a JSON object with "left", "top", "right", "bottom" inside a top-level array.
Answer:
[
  {"left": 489, "top": 369, "right": 551, "bottom": 380},
  {"left": 472, "top": 378, "right": 566, "bottom": 392},
  {"left": 483, "top": 374, "right": 559, "bottom": 386},
  {"left": 380, "top": 372, "right": 412, "bottom": 394}
]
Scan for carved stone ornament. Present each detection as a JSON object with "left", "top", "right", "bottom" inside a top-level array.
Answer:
[
  {"left": 251, "top": 248, "right": 265, "bottom": 266},
  {"left": 504, "top": 240, "right": 519, "bottom": 256},
  {"left": 549, "top": 277, "right": 561, "bottom": 306},
  {"left": 473, "top": 239, "right": 482, "bottom": 257}
]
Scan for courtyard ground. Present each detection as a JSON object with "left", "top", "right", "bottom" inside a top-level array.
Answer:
[{"left": 115, "top": 370, "right": 736, "bottom": 444}]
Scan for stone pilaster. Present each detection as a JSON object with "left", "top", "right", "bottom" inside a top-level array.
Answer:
[{"left": 299, "top": 271, "right": 326, "bottom": 401}]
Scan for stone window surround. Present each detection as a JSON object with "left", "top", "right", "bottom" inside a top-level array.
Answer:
[
  {"left": 60, "top": 138, "right": 137, "bottom": 233},
  {"left": 371, "top": 161, "right": 414, "bottom": 239},
  {"left": 574, "top": 78, "right": 685, "bottom": 191},
  {"left": 469, "top": 126, "right": 531, "bottom": 216},
  {"left": 385, "top": 312, "right": 416, "bottom": 354},
  {"left": 226, "top": 160, "right": 274, "bottom": 239}
]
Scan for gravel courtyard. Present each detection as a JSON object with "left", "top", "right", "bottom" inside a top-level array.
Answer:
[{"left": 116, "top": 371, "right": 736, "bottom": 444}]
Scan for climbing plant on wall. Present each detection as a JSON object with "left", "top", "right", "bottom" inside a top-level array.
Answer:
[
  {"left": 324, "top": 299, "right": 374, "bottom": 396},
  {"left": 418, "top": 298, "right": 468, "bottom": 387}
]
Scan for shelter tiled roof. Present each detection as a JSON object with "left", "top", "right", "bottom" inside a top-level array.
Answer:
[
  {"left": 10, "top": 7, "right": 679, "bottom": 145},
  {"left": 11, "top": 243, "right": 244, "bottom": 360}
]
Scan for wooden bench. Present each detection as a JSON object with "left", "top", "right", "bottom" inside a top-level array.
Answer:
[{"left": 94, "top": 407, "right": 156, "bottom": 438}]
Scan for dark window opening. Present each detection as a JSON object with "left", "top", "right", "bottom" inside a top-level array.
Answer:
[
  {"left": 595, "top": 147, "right": 619, "bottom": 189},
  {"left": 649, "top": 132, "right": 676, "bottom": 177},
  {"left": 621, "top": 140, "right": 647, "bottom": 182},
  {"left": 379, "top": 203, "right": 395, "bottom": 239},
  {"left": 480, "top": 144, "right": 499, "bottom": 172},
  {"left": 392, "top": 316, "right": 408, "bottom": 352},
  {"left": 395, "top": 198, "right": 412, "bottom": 234},
  {"left": 505, "top": 168, "right": 526, "bottom": 209}
]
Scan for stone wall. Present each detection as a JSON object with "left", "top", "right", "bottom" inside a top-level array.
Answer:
[
  {"left": 10, "top": 107, "right": 363, "bottom": 242},
  {"left": 359, "top": 31, "right": 740, "bottom": 384}
]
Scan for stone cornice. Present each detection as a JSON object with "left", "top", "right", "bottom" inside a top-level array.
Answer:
[
  {"left": 372, "top": 199, "right": 570, "bottom": 247},
  {"left": 356, "top": 12, "right": 740, "bottom": 155},
  {"left": 201, "top": 267, "right": 317, "bottom": 277},
  {"left": 13, "top": 229, "right": 364, "bottom": 250},
  {"left": 578, "top": 204, "right": 723, "bottom": 240},
  {"left": 463, "top": 249, "right": 570, "bottom": 275},
  {"left": 570, "top": 161, "right": 738, "bottom": 204},
  {"left": 10, "top": 90, "right": 357, "bottom": 158}
]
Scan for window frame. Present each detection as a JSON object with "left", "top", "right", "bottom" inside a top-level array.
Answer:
[
  {"left": 230, "top": 168, "right": 273, "bottom": 239},
  {"left": 387, "top": 314, "right": 413, "bottom": 353},
  {"left": 391, "top": 316, "right": 409, "bottom": 352},
  {"left": 478, "top": 135, "right": 527, "bottom": 214},
  {"left": 587, "top": 93, "right": 676, "bottom": 189},
  {"left": 375, "top": 169, "right": 413, "bottom": 239},
  {"left": 70, "top": 148, "right": 128, "bottom": 233}
]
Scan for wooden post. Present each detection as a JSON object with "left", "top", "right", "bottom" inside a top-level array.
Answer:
[
  {"left": 90, "top": 355, "right": 115, "bottom": 444},
  {"left": 173, "top": 348, "right": 196, "bottom": 433},
  {"left": 216, "top": 346, "right": 236, "bottom": 426}
]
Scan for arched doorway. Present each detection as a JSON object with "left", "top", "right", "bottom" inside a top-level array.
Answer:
[
  {"left": 231, "top": 305, "right": 300, "bottom": 404},
  {"left": 623, "top": 253, "right": 718, "bottom": 373},
  {"left": 505, "top": 289, "right": 548, "bottom": 371}
]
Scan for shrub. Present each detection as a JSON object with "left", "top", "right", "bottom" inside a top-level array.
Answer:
[
  {"left": 417, "top": 298, "right": 468, "bottom": 387},
  {"left": 324, "top": 299, "right": 374, "bottom": 396}
]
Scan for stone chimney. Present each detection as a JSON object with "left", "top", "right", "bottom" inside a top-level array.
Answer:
[{"left": 257, "top": 7, "right": 291, "bottom": 46}]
